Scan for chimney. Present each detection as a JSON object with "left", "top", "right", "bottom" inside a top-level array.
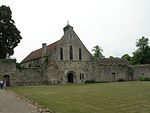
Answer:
[{"left": 42, "top": 43, "right": 47, "bottom": 57}]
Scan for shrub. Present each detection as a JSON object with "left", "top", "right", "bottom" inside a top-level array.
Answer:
[
  {"left": 139, "top": 76, "right": 150, "bottom": 81},
  {"left": 85, "top": 79, "right": 96, "bottom": 83},
  {"left": 117, "top": 79, "right": 126, "bottom": 82}
]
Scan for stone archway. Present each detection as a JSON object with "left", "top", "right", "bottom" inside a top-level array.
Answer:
[
  {"left": 67, "top": 71, "right": 76, "bottom": 83},
  {"left": 3, "top": 75, "right": 10, "bottom": 87}
]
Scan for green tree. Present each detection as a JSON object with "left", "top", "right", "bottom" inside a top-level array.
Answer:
[
  {"left": 136, "top": 37, "right": 149, "bottom": 51},
  {"left": 121, "top": 54, "right": 132, "bottom": 64},
  {"left": 109, "top": 56, "right": 114, "bottom": 58},
  {"left": 121, "top": 54, "right": 131, "bottom": 61},
  {"left": 0, "top": 5, "right": 22, "bottom": 59},
  {"left": 92, "top": 45, "right": 104, "bottom": 58},
  {"left": 132, "top": 37, "right": 150, "bottom": 64}
]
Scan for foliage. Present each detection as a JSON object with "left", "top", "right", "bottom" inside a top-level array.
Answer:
[
  {"left": 109, "top": 56, "right": 114, "bottom": 58},
  {"left": 11, "top": 82, "right": 150, "bottom": 113},
  {"left": 136, "top": 37, "right": 149, "bottom": 50},
  {"left": 121, "top": 54, "right": 132, "bottom": 64},
  {"left": 85, "top": 79, "right": 96, "bottom": 83},
  {"left": 0, "top": 58, "right": 16, "bottom": 63},
  {"left": 16, "top": 63, "right": 22, "bottom": 69},
  {"left": 85, "top": 80, "right": 107, "bottom": 83},
  {"left": 92, "top": 45, "right": 104, "bottom": 58},
  {"left": 132, "top": 37, "right": 150, "bottom": 64},
  {"left": 0, "top": 5, "right": 22, "bottom": 58},
  {"left": 117, "top": 78, "right": 126, "bottom": 82},
  {"left": 121, "top": 54, "right": 131, "bottom": 61},
  {"left": 139, "top": 76, "right": 150, "bottom": 81}
]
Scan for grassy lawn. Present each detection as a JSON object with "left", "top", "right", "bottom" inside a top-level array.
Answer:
[{"left": 11, "top": 82, "right": 150, "bottom": 113}]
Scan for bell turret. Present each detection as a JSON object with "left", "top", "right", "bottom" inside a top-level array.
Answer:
[{"left": 63, "top": 22, "right": 73, "bottom": 33}]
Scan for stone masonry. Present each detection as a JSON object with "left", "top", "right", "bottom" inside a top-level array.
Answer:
[{"left": 0, "top": 24, "right": 150, "bottom": 86}]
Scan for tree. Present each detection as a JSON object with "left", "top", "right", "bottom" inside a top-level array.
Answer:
[
  {"left": 92, "top": 45, "right": 104, "bottom": 58},
  {"left": 121, "top": 54, "right": 132, "bottom": 64},
  {"left": 121, "top": 54, "right": 131, "bottom": 61},
  {"left": 132, "top": 37, "right": 150, "bottom": 64},
  {"left": 136, "top": 37, "right": 149, "bottom": 51},
  {"left": 109, "top": 56, "right": 114, "bottom": 58},
  {"left": 0, "top": 5, "right": 22, "bottom": 59}
]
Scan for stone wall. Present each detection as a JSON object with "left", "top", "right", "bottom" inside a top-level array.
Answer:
[
  {"left": 92, "top": 63, "right": 129, "bottom": 82},
  {"left": 58, "top": 61, "right": 92, "bottom": 84},
  {"left": 131, "top": 65, "right": 150, "bottom": 80},
  {"left": 0, "top": 59, "right": 16, "bottom": 86},
  {"left": 1, "top": 59, "right": 150, "bottom": 86},
  {"left": 16, "top": 63, "right": 150, "bottom": 85},
  {"left": 92, "top": 64, "right": 150, "bottom": 82},
  {"left": 46, "top": 60, "right": 93, "bottom": 84},
  {"left": 21, "top": 57, "right": 45, "bottom": 68},
  {"left": 12, "top": 67, "right": 44, "bottom": 86},
  {"left": 0, "top": 59, "right": 47, "bottom": 86}
]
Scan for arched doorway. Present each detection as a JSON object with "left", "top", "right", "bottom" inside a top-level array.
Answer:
[
  {"left": 68, "top": 73, "right": 74, "bottom": 83},
  {"left": 67, "top": 71, "right": 77, "bottom": 83},
  {"left": 3, "top": 75, "right": 10, "bottom": 87}
]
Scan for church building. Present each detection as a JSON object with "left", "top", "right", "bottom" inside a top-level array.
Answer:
[
  {"left": 21, "top": 24, "right": 93, "bottom": 84},
  {"left": 19, "top": 24, "right": 150, "bottom": 85},
  {"left": 0, "top": 24, "right": 150, "bottom": 86}
]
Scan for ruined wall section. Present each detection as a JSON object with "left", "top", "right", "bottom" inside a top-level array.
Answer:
[
  {"left": 0, "top": 59, "right": 48, "bottom": 86},
  {"left": 91, "top": 58, "right": 130, "bottom": 82},
  {"left": 92, "top": 62, "right": 129, "bottom": 82},
  {"left": 131, "top": 65, "right": 150, "bottom": 80},
  {"left": 0, "top": 60, "right": 16, "bottom": 75},
  {"left": 0, "top": 59, "right": 16, "bottom": 86},
  {"left": 46, "top": 60, "right": 59, "bottom": 84},
  {"left": 13, "top": 67, "right": 45, "bottom": 86}
]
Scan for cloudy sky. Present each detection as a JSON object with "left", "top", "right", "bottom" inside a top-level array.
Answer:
[{"left": 1, "top": 0, "right": 150, "bottom": 62}]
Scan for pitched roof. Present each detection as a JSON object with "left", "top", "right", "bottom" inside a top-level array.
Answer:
[
  {"left": 21, "top": 41, "right": 59, "bottom": 63},
  {"left": 98, "top": 58, "right": 128, "bottom": 65}
]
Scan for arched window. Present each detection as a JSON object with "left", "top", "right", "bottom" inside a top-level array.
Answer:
[
  {"left": 69, "top": 46, "right": 73, "bottom": 60},
  {"left": 60, "top": 47, "right": 63, "bottom": 60},
  {"left": 79, "top": 48, "right": 82, "bottom": 60}
]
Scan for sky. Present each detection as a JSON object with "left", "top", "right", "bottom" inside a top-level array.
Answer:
[{"left": 1, "top": 0, "right": 150, "bottom": 62}]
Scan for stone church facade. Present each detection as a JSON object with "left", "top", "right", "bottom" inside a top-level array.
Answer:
[
  {"left": 0, "top": 24, "right": 150, "bottom": 86},
  {"left": 21, "top": 24, "right": 93, "bottom": 84}
]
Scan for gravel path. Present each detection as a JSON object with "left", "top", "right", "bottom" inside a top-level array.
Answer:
[{"left": 0, "top": 89, "right": 40, "bottom": 113}]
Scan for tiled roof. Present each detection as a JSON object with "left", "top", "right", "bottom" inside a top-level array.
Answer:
[
  {"left": 21, "top": 41, "right": 59, "bottom": 63},
  {"left": 98, "top": 58, "right": 128, "bottom": 65}
]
